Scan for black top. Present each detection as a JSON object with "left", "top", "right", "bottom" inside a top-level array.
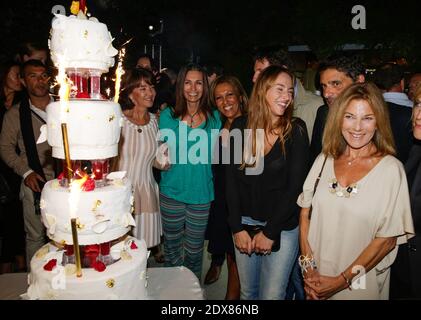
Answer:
[
  {"left": 387, "top": 102, "right": 413, "bottom": 163},
  {"left": 205, "top": 132, "right": 235, "bottom": 255},
  {"left": 226, "top": 116, "right": 310, "bottom": 241},
  {"left": 310, "top": 104, "right": 328, "bottom": 163},
  {"left": 406, "top": 143, "right": 421, "bottom": 234}
]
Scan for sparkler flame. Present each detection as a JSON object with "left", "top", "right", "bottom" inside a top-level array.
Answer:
[
  {"left": 114, "top": 48, "right": 126, "bottom": 103},
  {"left": 68, "top": 170, "right": 89, "bottom": 219}
]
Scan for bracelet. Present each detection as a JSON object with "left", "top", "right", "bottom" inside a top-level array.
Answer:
[
  {"left": 298, "top": 254, "right": 317, "bottom": 275},
  {"left": 341, "top": 272, "right": 352, "bottom": 291}
]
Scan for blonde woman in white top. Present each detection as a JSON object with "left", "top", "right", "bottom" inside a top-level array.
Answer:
[{"left": 298, "top": 82, "right": 414, "bottom": 299}]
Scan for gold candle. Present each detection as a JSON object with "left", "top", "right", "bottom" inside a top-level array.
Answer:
[
  {"left": 61, "top": 123, "right": 73, "bottom": 182},
  {"left": 70, "top": 218, "right": 82, "bottom": 277}
]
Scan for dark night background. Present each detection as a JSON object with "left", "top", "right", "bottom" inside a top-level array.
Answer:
[{"left": 1, "top": 0, "right": 421, "bottom": 86}]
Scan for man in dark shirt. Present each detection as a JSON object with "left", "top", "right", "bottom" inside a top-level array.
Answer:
[
  {"left": 374, "top": 63, "right": 413, "bottom": 163},
  {"left": 310, "top": 55, "right": 365, "bottom": 161}
]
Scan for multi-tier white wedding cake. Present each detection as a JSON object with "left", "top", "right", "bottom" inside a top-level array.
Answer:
[{"left": 25, "top": 10, "right": 149, "bottom": 300}]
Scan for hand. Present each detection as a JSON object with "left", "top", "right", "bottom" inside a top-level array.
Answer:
[
  {"left": 161, "top": 162, "right": 171, "bottom": 171},
  {"left": 302, "top": 269, "right": 321, "bottom": 300},
  {"left": 304, "top": 273, "right": 345, "bottom": 300},
  {"left": 234, "top": 230, "right": 253, "bottom": 255},
  {"left": 156, "top": 142, "right": 171, "bottom": 170},
  {"left": 252, "top": 231, "right": 274, "bottom": 255},
  {"left": 24, "top": 172, "right": 45, "bottom": 192},
  {"left": 304, "top": 284, "right": 320, "bottom": 300}
]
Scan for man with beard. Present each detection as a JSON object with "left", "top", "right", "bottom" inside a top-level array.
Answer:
[
  {"left": 0, "top": 60, "right": 55, "bottom": 268},
  {"left": 310, "top": 55, "right": 365, "bottom": 161}
]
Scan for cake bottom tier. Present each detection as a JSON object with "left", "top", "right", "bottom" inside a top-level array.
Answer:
[{"left": 25, "top": 237, "right": 149, "bottom": 300}]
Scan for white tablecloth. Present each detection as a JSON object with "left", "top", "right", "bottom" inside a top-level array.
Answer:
[{"left": 0, "top": 266, "right": 204, "bottom": 300}]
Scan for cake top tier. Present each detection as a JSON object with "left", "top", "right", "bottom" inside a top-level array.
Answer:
[{"left": 49, "top": 13, "right": 118, "bottom": 72}]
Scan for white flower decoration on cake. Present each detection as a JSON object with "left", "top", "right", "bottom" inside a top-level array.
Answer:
[
  {"left": 121, "top": 213, "right": 136, "bottom": 228},
  {"left": 36, "top": 125, "right": 48, "bottom": 144},
  {"left": 44, "top": 214, "right": 57, "bottom": 235},
  {"left": 91, "top": 218, "right": 110, "bottom": 234},
  {"left": 107, "top": 171, "right": 127, "bottom": 180}
]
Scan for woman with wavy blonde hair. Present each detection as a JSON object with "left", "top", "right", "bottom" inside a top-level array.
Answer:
[
  {"left": 322, "top": 82, "right": 395, "bottom": 158},
  {"left": 298, "top": 82, "right": 414, "bottom": 300},
  {"left": 226, "top": 65, "right": 310, "bottom": 299}
]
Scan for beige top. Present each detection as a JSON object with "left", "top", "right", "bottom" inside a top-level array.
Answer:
[
  {"left": 116, "top": 113, "right": 159, "bottom": 214},
  {"left": 292, "top": 80, "right": 323, "bottom": 141},
  {"left": 297, "top": 154, "right": 414, "bottom": 299},
  {"left": 0, "top": 103, "right": 54, "bottom": 180}
]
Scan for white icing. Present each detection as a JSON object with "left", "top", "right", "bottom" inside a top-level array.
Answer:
[
  {"left": 46, "top": 100, "right": 122, "bottom": 160},
  {"left": 49, "top": 14, "right": 118, "bottom": 72},
  {"left": 107, "top": 171, "right": 127, "bottom": 180},
  {"left": 26, "top": 238, "right": 148, "bottom": 300},
  {"left": 41, "top": 179, "right": 134, "bottom": 245}
]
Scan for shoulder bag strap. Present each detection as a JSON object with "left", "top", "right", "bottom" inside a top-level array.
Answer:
[{"left": 308, "top": 155, "right": 328, "bottom": 220}]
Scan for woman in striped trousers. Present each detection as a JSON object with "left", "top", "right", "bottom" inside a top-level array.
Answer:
[{"left": 158, "top": 63, "right": 221, "bottom": 280}]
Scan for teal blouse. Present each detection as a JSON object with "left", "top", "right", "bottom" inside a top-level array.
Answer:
[{"left": 158, "top": 107, "right": 222, "bottom": 204}]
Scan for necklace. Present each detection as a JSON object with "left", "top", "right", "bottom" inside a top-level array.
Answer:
[
  {"left": 345, "top": 142, "right": 374, "bottom": 166},
  {"left": 328, "top": 179, "right": 358, "bottom": 198},
  {"left": 347, "top": 158, "right": 357, "bottom": 166},
  {"left": 187, "top": 110, "right": 199, "bottom": 126}
]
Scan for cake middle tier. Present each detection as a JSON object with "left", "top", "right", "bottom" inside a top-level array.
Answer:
[
  {"left": 47, "top": 100, "right": 122, "bottom": 160},
  {"left": 41, "top": 178, "right": 135, "bottom": 245}
]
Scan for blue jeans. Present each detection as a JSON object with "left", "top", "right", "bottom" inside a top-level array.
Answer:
[
  {"left": 285, "top": 257, "right": 305, "bottom": 300},
  {"left": 235, "top": 226, "right": 299, "bottom": 300}
]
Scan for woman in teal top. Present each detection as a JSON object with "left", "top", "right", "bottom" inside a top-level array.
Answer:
[{"left": 158, "top": 63, "right": 221, "bottom": 279}]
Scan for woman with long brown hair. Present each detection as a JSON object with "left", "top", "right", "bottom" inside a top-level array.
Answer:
[
  {"left": 226, "top": 65, "right": 310, "bottom": 299},
  {"left": 298, "top": 82, "right": 414, "bottom": 299},
  {"left": 158, "top": 63, "right": 221, "bottom": 280}
]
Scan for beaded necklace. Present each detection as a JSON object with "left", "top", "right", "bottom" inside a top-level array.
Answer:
[{"left": 328, "top": 178, "right": 358, "bottom": 198}]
